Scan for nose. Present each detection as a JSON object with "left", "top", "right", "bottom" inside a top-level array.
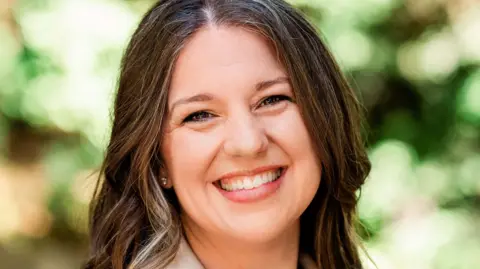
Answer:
[{"left": 223, "top": 112, "right": 268, "bottom": 158}]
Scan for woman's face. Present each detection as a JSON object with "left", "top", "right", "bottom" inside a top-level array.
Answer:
[{"left": 162, "top": 26, "right": 321, "bottom": 243}]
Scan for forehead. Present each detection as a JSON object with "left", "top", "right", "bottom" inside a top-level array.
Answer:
[{"left": 168, "top": 26, "right": 286, "bottom": 101}]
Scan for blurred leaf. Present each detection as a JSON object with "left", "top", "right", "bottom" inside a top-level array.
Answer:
[{"left": 458, "top": 70, "right": 480, "bottom": 123}]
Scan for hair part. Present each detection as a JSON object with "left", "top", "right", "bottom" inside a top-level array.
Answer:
[{"left": 85, "top": 1, "right": 371, "bottom": 268}]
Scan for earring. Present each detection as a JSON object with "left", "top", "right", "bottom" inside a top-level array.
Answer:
[{"left": 161, "top": 177, "right": 168, "bottom": 186}]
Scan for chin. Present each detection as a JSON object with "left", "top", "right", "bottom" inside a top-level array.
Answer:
[{"left": 221, "top": 213, "right": 297, "bottom": 244}]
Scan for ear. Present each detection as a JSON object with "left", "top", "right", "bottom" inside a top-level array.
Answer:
[
  {"left": 162, "top": 177, "right": 173, "bottom": 189},
  {"left": 160, "top": 170, "right": 173, "bottom": 189}
]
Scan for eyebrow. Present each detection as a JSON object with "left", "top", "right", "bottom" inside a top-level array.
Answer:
[{"left": 169, "top": 76, "right": 290, "bottom": 112}]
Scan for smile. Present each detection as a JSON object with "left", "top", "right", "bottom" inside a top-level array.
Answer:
[
  {"left": 214, "top": 166, "right": 287, "bottom": 203},
  {"left": 218, "top": 168, "right": 283, "bottom": 191}
]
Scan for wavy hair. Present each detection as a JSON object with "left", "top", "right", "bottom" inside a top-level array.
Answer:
[{"left": 84, "top": 0, "right": 371, "bottom": 268}]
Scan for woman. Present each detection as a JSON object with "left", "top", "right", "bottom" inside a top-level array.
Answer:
[{"left": 85, "top": 0, "right": 371, "bottom": 268}]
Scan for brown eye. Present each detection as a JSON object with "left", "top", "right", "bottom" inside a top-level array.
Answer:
[
  {"left": 259, "top": 95, "right": 292, "bottom": 107},
  {"left": 183, "top": 111, "right": 215, "bottom": 123}
]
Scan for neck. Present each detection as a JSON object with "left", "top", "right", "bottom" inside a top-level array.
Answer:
[{"left": 182, "top": 218, "right": 300, "bottom": 269}]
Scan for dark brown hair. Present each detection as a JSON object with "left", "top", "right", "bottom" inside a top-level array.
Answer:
[{"left": 85, "top": 0, "right": 371, "bottom": 268}]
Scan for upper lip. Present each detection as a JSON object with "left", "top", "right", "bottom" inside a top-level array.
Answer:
[{"left": 217, "top": 165, "right": 285, "bottom": 181}]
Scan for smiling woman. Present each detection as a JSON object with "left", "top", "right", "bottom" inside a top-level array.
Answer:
[{"left": 84, "top": 1, "right": 371, "bottom": 269}]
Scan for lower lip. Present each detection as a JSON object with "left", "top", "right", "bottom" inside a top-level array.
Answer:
[{"left": 215, "top": 168, "right": 286, "bottom": 203}]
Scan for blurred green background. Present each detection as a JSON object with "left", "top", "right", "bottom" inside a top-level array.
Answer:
[{"left": 0, "top": 0, "right": 479, "bottom": 268}]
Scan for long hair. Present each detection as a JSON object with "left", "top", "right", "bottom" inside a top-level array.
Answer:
[{"left": 84, "top": 1, "right": 371, "bottom": 268}]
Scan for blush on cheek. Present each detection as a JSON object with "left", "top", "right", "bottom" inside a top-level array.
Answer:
[
  {"left": 264, "top": 107, "right": 308, "bottom": 142},
  {"left": 181, "top": 132, "right": 222, "bottom": 160},
  {"left": 166, "top": 128, "right": 223, "bottom": 181}
]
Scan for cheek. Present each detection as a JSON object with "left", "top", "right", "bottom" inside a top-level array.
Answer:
[
  {"left": 162, "top": 129, "right": 222, "bottom": 188},
  {"left": 265, "top": 106, "right": 316, "bottom": 159},
  {"left": 265, "top": 106, "right": 321, "bottom": 201},
  {"left": 162, "top": 129, "right": 227, "bottom": 231}
]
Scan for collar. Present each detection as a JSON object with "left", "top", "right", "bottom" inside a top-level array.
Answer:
[{"left": 166, "top": 238, "right": 317, "bottom": 269}]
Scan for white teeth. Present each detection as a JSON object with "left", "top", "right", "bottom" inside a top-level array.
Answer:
[
  {"left": 220, "top": 168, "right": 282, "bottom": 191},
  {"left": 261, "top": 173, "right": 269, "bottom": 183},
  {"left": 254, "top": 174, "right": 263, "bottom": 185},
  {"left": 253, "top": 176, "right": 262, "bottom": 186},
  {"left": 243, "top": 178, "right": 253, "bottom": 189}
]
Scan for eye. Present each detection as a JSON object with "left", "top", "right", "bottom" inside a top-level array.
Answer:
[
  {"left": 258, "top": 95, "right": 292, "bottom": 108},
  {"left": 182, "top": 111, "right": 215, "bottom": 123}
]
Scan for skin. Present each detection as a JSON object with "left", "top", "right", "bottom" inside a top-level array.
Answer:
[{"left": 161, "top": 25, "right": 321, "bottom": 269}]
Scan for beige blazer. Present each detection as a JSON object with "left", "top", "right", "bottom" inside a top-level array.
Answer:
[{"left": 166, "top": 239, "right": 318, "bottom": 269}]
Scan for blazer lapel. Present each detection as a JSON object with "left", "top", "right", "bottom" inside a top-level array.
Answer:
[
  {"left": 166, "top": 238, "right": 205, "bottom": 269},
  {"left": 166, "top": 238, "right": 318, "bottom": 269}
]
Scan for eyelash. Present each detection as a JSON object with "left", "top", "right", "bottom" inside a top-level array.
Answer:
[{"left": 182, "top": 95, "right": 292, "bottom": 123}]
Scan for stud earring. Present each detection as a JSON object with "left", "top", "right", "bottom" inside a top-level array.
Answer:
[{"left": 161, "top": 177, "right": 168, "bottom": 186}]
